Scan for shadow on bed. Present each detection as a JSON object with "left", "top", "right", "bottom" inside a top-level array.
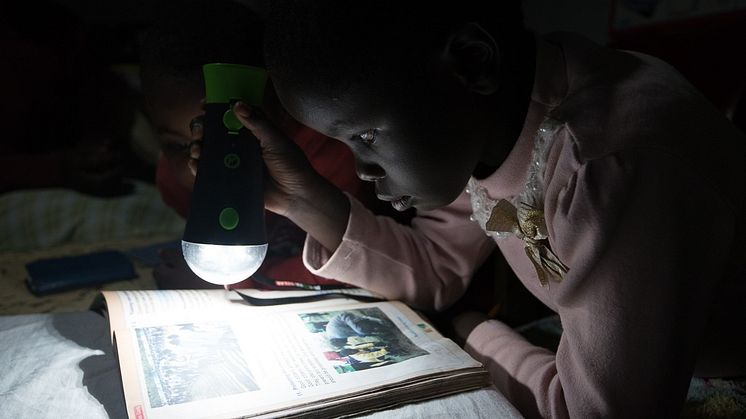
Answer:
[{"left": 51, "top": 311, "right": 128, "bottom": 419}]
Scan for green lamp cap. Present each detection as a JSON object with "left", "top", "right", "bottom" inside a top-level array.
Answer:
[{"left": 203, "top": 63, "right": 268, "bottom": 105}]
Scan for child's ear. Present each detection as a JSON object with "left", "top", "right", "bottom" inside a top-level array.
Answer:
[{"left": 441, "top": 22, "right": 500, "bottom": 95}]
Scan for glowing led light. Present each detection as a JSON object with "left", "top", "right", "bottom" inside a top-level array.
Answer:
[{"left": 181, "top": 241, "right": 267, "bottom": 285}]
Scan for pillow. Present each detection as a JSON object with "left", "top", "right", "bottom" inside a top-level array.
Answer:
[{"left": 0, "top": 181, "right": 184, "bottom": 251}]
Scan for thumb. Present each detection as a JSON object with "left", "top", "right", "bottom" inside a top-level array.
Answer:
[{"left": 233, "top": 102, "right": 293, "bottom": 154}]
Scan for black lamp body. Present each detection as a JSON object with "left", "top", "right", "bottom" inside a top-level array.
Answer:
[
  {"left": 181, "top": 63, "right": 268, "bottom": 285},
  {"left": 182, "top": 102, "right": 266, "bottom": 246}
]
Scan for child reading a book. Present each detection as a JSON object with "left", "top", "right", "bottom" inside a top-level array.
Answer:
[{"left": 226, "top": 1, "right": 746, "bottom": 417}]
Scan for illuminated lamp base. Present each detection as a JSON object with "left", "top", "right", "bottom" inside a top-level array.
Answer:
[{"left": 181, "top": 241, "right": 267, "bottom": 285}]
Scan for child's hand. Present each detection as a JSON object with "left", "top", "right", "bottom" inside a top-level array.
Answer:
[
  {"left": 180, "top": 100, "right": 350, "bottom": 253},
  {"left": 231, "top": 102, "right": 330, "bottom": 216},
  {"left": 232, "top": 101, "right": 351, "bottom": 253},
  {"left": 186, "top": 116, "right": 204, "bottom": 177}
]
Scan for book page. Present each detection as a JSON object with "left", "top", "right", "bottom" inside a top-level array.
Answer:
[{"left": 103, "top": 290, "right": 484, "bottom": 419}]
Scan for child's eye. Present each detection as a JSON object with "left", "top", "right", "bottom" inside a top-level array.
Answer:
[{"left": 357, "top": 129, "right": 377, "bottom": 145}]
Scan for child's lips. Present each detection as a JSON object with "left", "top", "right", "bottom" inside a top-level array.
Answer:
[
  {"left": 389, "top": 195, "right": 413, "bottom": 212},
  {"left": 376, "top": 189, "right": 413, "bottom": 211}
]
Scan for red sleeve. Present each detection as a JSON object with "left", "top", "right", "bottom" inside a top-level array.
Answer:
[{"left": 155, "top": 154, "right": 192, "bottom": 219}]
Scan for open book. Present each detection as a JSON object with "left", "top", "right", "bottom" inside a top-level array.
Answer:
[{"left": 100, "top": 289, "right": 490, "bottom": 418}]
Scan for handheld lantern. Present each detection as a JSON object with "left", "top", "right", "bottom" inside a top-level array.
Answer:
[{"left": 182, "top": 64, "right": 268, "bottom": 285}]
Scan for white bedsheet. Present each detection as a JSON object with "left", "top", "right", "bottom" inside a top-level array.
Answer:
[
  {"left": 0, "top": 312, "right": 522, "bottom": 419},
  {"left": 0, "top": 312, "right": 125, "bottom": 418}
]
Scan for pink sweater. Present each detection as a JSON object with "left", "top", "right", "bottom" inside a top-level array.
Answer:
[{"left": 303, "top": 33, "right": 746, "bottom": 418}]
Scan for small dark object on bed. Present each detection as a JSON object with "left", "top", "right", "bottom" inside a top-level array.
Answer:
[{"left": 26, "top": 250, "right": 137, "bottom": 295}]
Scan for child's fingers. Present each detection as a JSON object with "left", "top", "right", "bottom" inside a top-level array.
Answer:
[
  {"left": 188, "top": 158, "right": 198, "bottom": 176},
  {"left": 186, "top": 140, "right": 202, "bottom": 177},
  {"left": 189, "top": 140, "right": 202, "bottom": 160},
  {"left": 190, "top": 117, "right": 204, "bottom": 140},
  {"left": 231, "top": 101, "right": 325, "bottom": 215},
  {"left": 232, "top": 102, "right": 293, "bottom": 154}
]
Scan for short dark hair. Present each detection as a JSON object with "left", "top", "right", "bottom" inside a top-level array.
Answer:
[
  {"left": 264, "top": 0, "right": 526, "bottom": 97},
  {"left": 139, "top": 0, "right": 264, "bottom": 94}
]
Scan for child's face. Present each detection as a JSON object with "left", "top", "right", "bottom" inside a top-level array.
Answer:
[
  {"left": 278, "top": 83, "right": 485, "bottom": 211},
  {"left": 146, "top": 83, "right": 205, "bottom": 190}
]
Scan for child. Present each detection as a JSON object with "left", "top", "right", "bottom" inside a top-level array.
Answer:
[
  {"left": 230, "top": 1, "right": 746, "bottom": 417},
  {"left": 138, "top": 0, "right": 372, "bottom": 289}
]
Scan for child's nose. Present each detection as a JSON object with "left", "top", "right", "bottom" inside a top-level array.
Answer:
[{"left": 355, "top": 161, "right": 385, "bottom": 182}]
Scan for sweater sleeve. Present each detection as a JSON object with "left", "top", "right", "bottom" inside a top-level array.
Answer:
[
  {"left": 303, "top": 191, "right": 496, "bottom": 311},
  {"left": 463, "top": 150, "right": 737, "bottom": 418}
]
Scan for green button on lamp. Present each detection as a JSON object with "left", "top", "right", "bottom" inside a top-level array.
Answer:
[
  {"left": 223, "top": 109, "right": 244, "bottom": 133},
  {"left": 224, "top": 153, "right": 241, "bottom": 169},
  {"left": 219, "top": 207, "right": 239, "bottom": 230}
]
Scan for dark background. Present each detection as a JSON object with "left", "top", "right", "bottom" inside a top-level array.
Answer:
[{"left": 27, "top": 0, "right": 745, "bottom": 123}]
